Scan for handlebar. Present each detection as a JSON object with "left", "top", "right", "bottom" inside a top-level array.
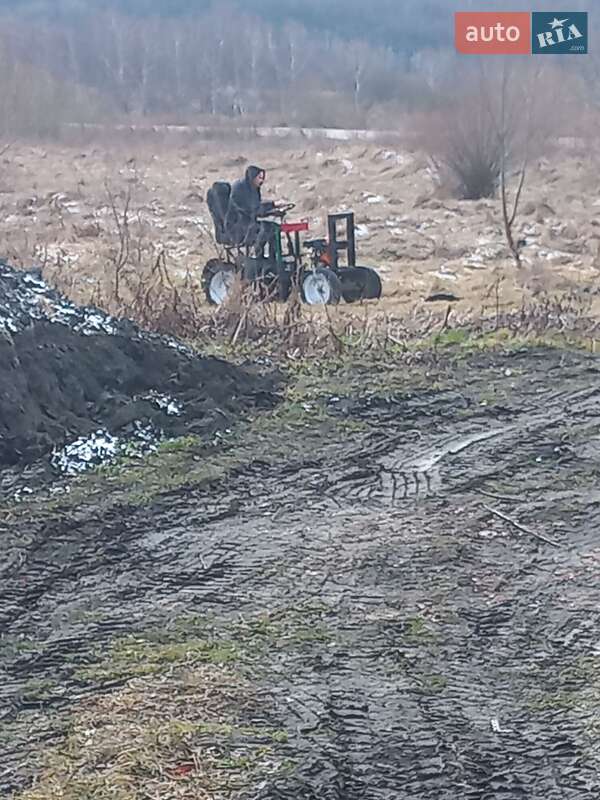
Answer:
[
  {"left": 256, "top": 202, "right": 296, "bottom": 222},
  {"left": 264, "top": 202, "right": 295, "bottom": 216}
]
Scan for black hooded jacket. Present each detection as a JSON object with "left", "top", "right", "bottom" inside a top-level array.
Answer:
[{"left": 225, "top": 165, "right": 274, "bottom": 245}]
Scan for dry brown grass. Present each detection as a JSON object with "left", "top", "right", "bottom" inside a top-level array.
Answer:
[
  {"left": 1, "top": 131, "right": 599, "bottom": 349},
  {"left": 17, "top": 663, "right": 288, "bottom": 800}
]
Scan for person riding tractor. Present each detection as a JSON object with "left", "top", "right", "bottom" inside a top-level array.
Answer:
[
  {"left": 203, "top": 164, "right": 382, "bottom": 306},
  {"left": 224, "top": 165, "right": 279, "bottom": 257}
]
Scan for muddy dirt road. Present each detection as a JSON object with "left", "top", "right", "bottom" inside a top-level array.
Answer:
[{"left": 2, "top": 345, "right": 600, "bottom": 798}]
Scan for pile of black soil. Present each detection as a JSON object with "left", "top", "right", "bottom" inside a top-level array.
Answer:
[{"left": 0, "top": 262, "right": 279, "bottom": 467}]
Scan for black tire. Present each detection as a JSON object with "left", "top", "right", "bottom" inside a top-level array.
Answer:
[
  {"left": 301, "top": 268, "right": 342, "bottom": 305},
  {"left": 340, "top": 266, "right": 382, "bottom": 303},
  {"left": 242, "top": 259, "right": 291, "bottom": 302},
  {"left": 202, "top": 259, "right": 236, "bottom": 306}
]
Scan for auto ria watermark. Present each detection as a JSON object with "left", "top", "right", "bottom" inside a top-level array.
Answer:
[{"left": 455, "top": 11, "right": 588, "bottom": 55}]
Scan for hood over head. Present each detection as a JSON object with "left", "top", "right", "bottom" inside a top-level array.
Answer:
[{"left": 245, "top": 165, "right": 265, "bottom": 183}]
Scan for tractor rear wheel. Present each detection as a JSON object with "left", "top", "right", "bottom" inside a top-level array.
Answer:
[
  {"left": 301, "top": 268, "right": 342, "bottom": 305},
  {"left": 339, "top": 266, "right": 382, "bottom": 303},
  {"left": 203, "top": 259, "right": 236, "bottom": 306}
]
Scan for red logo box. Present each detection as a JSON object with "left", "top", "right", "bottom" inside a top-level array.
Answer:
[{"left": 455, "top": 12, "right": 531, "bottom": 55}]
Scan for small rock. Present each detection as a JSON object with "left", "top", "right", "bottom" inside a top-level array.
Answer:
[
  {"left": 522, "top": 200, "right": 536, "bottom": 216},
  {"left": 413, "top": 193, "right": 430, "bottom": 208},
  {"left": 535, "top": 202, "right": 556, "bottom": 222}
]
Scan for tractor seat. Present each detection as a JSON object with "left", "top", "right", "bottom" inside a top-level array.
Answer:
[
  {"left": 207, "top": 181, "right": 236, "bottom": 245},
  {"left": 304, "top": 238, "right": 327, "bottom": 249}
]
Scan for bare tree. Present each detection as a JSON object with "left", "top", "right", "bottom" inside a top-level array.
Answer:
[
  {"left": 495, "top": 61, "right": 542, "bottom": 268},
  {"left": 105, "top": 180, "right": 131, "bottom": 302},
  {"left": 499, "top": 66, "right": 523, "bottom": 267},
  {"left": 0, "top": 3, "right": 574, "bottom": 134}
]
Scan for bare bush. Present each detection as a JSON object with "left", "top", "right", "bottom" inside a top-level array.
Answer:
[
  {"left": 424, "top": 91, "right": 503, "bottom": 201},
  {"left": 423, "top": 62, "right": 550, "bottom": 203},
  {"left": 435, "top": 120, "right": 501, "bottom": 201}
]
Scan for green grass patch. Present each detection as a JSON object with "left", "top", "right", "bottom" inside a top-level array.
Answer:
[
  {"left": 405, "top": 615, "right": 436, "bottom": 642},
  {"left": 74, "top": 635, "right": 239, "bottom": 683},
  {"left": 21, "top": 677, "right": 62, "bottom": 702},
  {"left": 528, "top": 656, "right": 600, "bottom": 715}
]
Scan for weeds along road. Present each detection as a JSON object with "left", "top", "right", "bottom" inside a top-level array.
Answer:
[{"left": 2, "top": 344, "right": 600, "bottom": 799}]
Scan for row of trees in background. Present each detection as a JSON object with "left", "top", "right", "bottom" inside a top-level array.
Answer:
[
  {"left": 0, "top": 0, "right": 456, "bottom": 55},
  {"left": 0, "top": 4, "right": 455, "bottom": 135},
  {"left": 0, "top": 0, "right": 595, "bottom": 152}
]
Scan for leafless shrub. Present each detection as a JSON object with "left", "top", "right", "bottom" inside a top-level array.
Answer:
[
  {"left": 105, "top": 181, "right": 132, "bottom": 302},
  {"left": 505, "top": 291, "right": 596, "bottom": 336},
  {"left": 423, "top": 62, "right": 548, "bottom": 204},
  {"left": 472, "top": 272, "right": 598, "bottom": 340},
  {"left": 424, "top": 93, "right": 503, "bottom": 201}
]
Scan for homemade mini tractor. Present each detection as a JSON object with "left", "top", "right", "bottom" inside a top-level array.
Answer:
[{"left": 203, "top": 181, "right": 382, "bottom": 306}]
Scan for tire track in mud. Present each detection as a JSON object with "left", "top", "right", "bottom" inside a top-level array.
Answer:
[
  {"left": 2, "top": 348, "right": 600, "bottom": 797},
  {"left": 327, "top": 383, "right": 600, "bottom": 504}
]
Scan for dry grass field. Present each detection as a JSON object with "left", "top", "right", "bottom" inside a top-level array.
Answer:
[{"left": 1, "top": 130, "right": 598, "bottom": 342}]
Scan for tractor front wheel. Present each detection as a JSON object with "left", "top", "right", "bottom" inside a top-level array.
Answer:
[{"left": 301, "top": 268, "right": 342, "bottom": 305}]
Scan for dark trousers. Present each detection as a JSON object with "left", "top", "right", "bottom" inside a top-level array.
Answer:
[{"left": 252, "top": 221, "right": 277, "bottom": 258}]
